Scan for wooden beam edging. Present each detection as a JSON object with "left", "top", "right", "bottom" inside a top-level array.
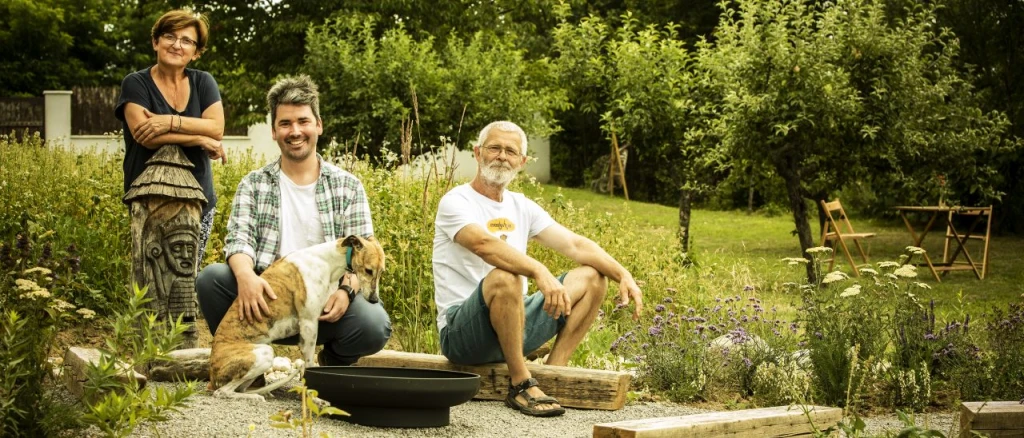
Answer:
[
  {"left": 592, "top": 405, "right": 843, "bottom": 438},
  {"left": 354, "top": 349, "right": 631, "bottom": 410},
  {"left": 959, "top": 401, "right": 1024, "bottom": 437}
]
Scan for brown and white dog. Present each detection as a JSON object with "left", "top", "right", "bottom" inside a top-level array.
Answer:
[{"left": 208, "top": 235, "right": 385, "bottom": 400}]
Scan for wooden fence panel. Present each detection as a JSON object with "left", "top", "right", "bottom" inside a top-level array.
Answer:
[
  {"left": 72, "top": 86, "right": 121, "bottom": 135},
  {"left": 0, "top": 97, "right": 44, "bottom": 140}
]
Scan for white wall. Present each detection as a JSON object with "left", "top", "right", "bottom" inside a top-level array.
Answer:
[{"left": 44, "top": 90, "right": 551, "bottom": 182}]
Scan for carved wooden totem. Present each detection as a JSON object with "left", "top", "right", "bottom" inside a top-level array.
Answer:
[{"left": 124, "top": 145, "right": 207, "bottom": 348}]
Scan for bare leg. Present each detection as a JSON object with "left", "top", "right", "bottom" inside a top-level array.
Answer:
[
  {"left": 482, "top": 269, "right": 559, "bottom": 412},
  {"left": 546, "top": 265, "right": 606, "bottom": 366}
]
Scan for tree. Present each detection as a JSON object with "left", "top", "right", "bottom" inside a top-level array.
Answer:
[
  {"left": 303, "top": 15, "right": 568, "bottom": 157},
  {"left": 700, "top": 0, "right": 1018, "bottom": 281}
]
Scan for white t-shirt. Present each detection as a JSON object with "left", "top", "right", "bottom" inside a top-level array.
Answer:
[
  {"left": 278, "top": 171, "right": 325, "bottom": 257},
  {"left": 432, "top": 184, "right": 556, "bottom": 330}
]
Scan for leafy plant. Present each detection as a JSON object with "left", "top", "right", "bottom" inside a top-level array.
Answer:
[
  {"left": 0, "top": 230, "right": 95, "bottom": 436},
  {"left": 268, "top": 380, "right": 348, "bottom": 438},
  {"left": 80, "top": 285, "right": 197, "bottom": 438}
]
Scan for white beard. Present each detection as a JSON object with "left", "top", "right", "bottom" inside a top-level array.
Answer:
[{"left": 480, "top": 161, "right": 517, "bottom": 187}]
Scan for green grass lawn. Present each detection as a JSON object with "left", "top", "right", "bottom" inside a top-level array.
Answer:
[{"left": 531, "top": 184, "right": 1024, "bottom": 320}]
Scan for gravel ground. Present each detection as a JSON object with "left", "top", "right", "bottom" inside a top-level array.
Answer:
[
  {"left": 110, "top": 382, "right": 958, "bottom": 438},
  {"left": 125, "top": 382, "right": 708, "bottom": 438}
]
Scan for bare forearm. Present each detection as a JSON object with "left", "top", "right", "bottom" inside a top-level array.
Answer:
[
  {"left": 136, "top": 133, "right": 212, "bottom": 149},
  {"left": 474, "top": 239, "right": 551, "bottom": 279},
  {"left": 177, "top": 115, "right": 224, "bottom": 140},
  {"left": 227, "top": 253, "right": 258, "bottom": 280},
  {"left": 567, "top": 238, "right": 632, "bottom": 284}
]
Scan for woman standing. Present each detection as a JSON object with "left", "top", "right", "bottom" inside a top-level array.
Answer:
[{"left": 115, "top": 9, "right": 225, "bottom": 266}]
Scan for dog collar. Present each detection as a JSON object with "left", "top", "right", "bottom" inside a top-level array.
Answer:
[{"left": 345, "top": 246, "right": 354, "bottom": 273}]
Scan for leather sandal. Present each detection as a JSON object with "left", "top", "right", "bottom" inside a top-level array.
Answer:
[{"left": 504, "top": 377, "right": 566, "bottom": 417}]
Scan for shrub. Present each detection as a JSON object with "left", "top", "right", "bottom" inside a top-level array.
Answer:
[
  {"left": 0, "top": 134, "right": 130, "bottom": 315},
  {"left": 982, "top": 302, "right": 1024, "bottom": 399},
  {"left": 614, "top": 292, "right": 800, "bottom": 402},
  {"left": 0, "top": 230, "right": 96, "bottom": 436}
]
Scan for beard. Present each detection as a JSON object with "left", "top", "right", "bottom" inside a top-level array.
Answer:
[{"left": 480, "top": 160, "right": 517, "bottom": 187}]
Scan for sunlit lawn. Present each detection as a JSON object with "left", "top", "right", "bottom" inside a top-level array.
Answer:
[{"left": 531, "top": 184, "right": 1024, "bottom": 320}]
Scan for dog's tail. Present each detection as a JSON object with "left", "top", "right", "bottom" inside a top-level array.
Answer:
[{"left": 244, "top": 368, "right": 300, "bottom": 396}]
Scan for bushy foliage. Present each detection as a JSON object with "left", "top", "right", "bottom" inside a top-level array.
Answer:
[
  {"left": 80, "top": 285, "right": 197, "bottom": 437},
  {"left": 0, "top": 134, "right": 130, "bottom": 314},
  {"left": 303, "top": 14, "right": 568, "bottom": 158},
  {"left": 0, "top": 230, "right": 97, "bottom": 436},
  {"left": 614, "top": 291, "right": 800, "bottom": 402}
]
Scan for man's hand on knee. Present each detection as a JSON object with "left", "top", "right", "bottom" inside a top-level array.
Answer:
[{"left": 537, "top": 271, "right": 570, "bottom": 318}]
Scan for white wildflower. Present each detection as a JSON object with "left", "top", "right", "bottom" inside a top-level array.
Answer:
[
  {"left": 913, "top": 282, "right": 932, "bottom": 290},
  {"left": 822, "top": 271, "right": 849, "bottom": 284},
  {"left": 885, "top": 273, "right": 898, "bottom": 280},
  {"left": 805, "top": 247, "right": 834, "bottom": 255},
  {"left": 15, "top": 279, "right": 39, "bottom": 291},
  {"left": 859, "top": 268, "right": 878, "bottom": 276},
  {"left": 20, "top": 289, "right": 52, "bottom": 300},
  {"left": 905, "top": 246, "right": 927, "bottom": 255},
  {"left": 50, "top": 299, "right": 76, "bottom": 312},
  {"left": 893, "top": 264, "right": 918, "bottom": 278},
  {"left": 840, "top": 284, "right": 862, "bottom": 297},
  {"left": 781, "top": 257, "right": 810, "bottom": 266},
  {"left": 76, "top": 308, "right": 96, "bottom": 319},
  {"left": 878, "top": 261, "right": 900, "bottom": 269},
  {"left": 22, "top": 267, "right": 53, "bottom": 276}
]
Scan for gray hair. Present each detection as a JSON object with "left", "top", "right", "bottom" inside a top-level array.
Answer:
[
  {"left": 475, "top": 121, "right": 528, "bottom": 156},
  {"left": 267, "top": 74, "right": 321, "bottom": 125}
]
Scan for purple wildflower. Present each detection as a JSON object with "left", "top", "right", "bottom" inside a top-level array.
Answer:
[
  {"left": 744, "top": 285, "right": 754, "bottom": 292},
  {"left": 648, "top": 326, "right": 662, "bottom": 336},
  {"left": 655, "top": 304, "right": 665, "bottom": 313}
]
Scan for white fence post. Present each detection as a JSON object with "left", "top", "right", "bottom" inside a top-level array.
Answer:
[{"left": 43, "top": 90, "right": 73, "bottom": 143}]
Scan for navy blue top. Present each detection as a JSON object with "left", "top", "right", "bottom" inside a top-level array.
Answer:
[{"left": 115, "top": 67, "right": 221, "bottom": 216}]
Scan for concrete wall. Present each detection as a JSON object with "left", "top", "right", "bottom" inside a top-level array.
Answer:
[{"left": 43, "top": 90, "right": 551, "bottom": 183}]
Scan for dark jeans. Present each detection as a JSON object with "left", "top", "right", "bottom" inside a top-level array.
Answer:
[{"left": 196, "top": 263, "right": 391, "bottom": 365}]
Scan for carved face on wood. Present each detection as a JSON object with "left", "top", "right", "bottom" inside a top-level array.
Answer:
[
  {"left": 164, "top": 229, "right": 197, "bottom": 276},
  {"left": 146, "top": 210, "right": 201, "bottom": 277}
]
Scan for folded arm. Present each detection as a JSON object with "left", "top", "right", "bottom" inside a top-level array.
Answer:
[{"left": 123, "top": 102, "right": 226, "bottom": 162}]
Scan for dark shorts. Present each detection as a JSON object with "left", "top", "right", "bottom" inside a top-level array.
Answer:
[{"left": 440, "top": 274, "right": 567, "bottom": 365}]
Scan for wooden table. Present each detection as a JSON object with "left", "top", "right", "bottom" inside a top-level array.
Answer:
[{"left": 893, "top": 205, "right": 992, "bottom": 282}]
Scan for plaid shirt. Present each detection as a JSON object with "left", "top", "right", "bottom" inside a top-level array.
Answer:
[{"left": 224, "top": 155, "right": 374, "bottom": 273}]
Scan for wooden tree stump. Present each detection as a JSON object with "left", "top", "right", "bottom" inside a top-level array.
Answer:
[{"left": 124, "top": 145, "right": 207, "bottom": 348}]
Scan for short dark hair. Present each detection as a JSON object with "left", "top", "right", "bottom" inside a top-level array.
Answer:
[
  {"left": 151, "top": 9, "right": 210, "bottom": 54},
  {"left": 267, "top": 75, "right": 321, "bottom": 126}
]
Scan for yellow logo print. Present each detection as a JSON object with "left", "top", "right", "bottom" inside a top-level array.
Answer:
[{"left": 487, "top": 218, "right": 515, "bottom": 233}]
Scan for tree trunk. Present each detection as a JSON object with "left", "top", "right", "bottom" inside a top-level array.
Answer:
[
  {"left": 779, "top": 168, "right": 816, "bottom": 284},
  {"left": 747, "top": 186, "right": 755, "bottom": 215},
  {"left": 678, "top": 189, "right": 693, "bottom": 255},
  {"left": 812, "top": 190, "right": 828, "bottom": 243}
]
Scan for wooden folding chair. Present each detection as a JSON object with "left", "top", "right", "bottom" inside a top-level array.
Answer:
[{"left": 819, "top": 199, "right": 876, "bottom": 276}]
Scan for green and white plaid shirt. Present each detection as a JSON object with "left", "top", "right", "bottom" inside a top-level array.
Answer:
[{"left": 224, "top": 155, "right": 374, "bottom": 273}]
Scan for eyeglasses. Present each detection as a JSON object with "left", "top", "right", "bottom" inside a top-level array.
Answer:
[
  {"left": 160, "top": 33, "right": 197, "bottom": 49},
  {"left": 482, "top": 145, "right": 522, "bottom": 157}
]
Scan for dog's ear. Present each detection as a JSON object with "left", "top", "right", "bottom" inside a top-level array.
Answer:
[{"left": 342, "top": 235, "right": 364, "bottom": 250}]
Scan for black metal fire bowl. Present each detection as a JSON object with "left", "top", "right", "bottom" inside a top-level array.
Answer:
[{"left": 304, "top": 366, "right": 481, "bottom": 428}]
